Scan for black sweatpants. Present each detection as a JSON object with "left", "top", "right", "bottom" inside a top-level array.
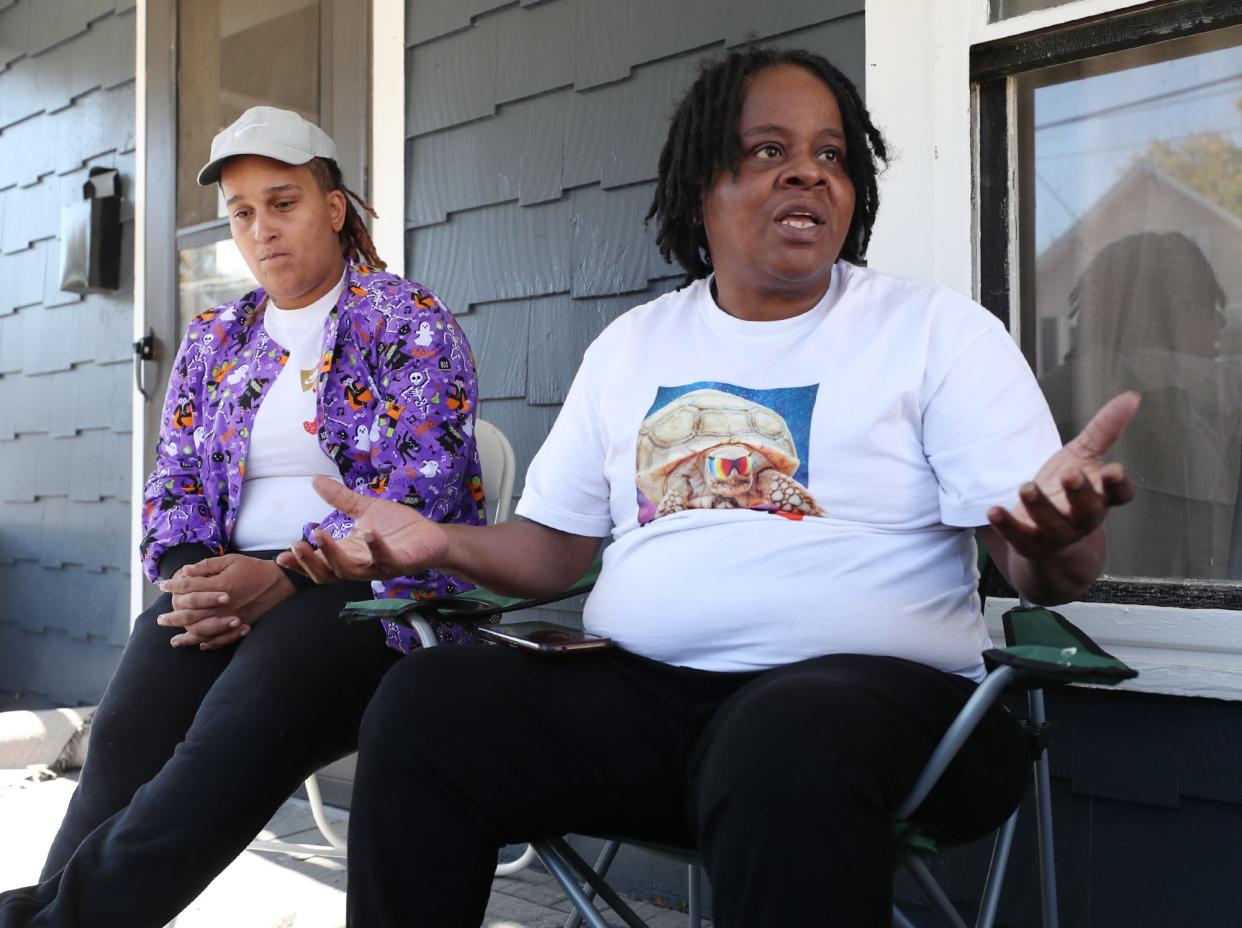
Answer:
[
  {"left": 348, "top": 645, "right": 1028, "bottom": 928},
  {"left": 0, "top": 571, "right": 399, "bottom": 928}
]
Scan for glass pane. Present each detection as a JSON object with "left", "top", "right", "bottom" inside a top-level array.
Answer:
[
  {"left": 176, "top": 0, "right": 322, "bottom": 228},
  {"left": 989, "top": 0, "right": 1078, "bottom": 23},
  {"left": 178, "top": 236, "right": 257, "bottom": 337},
  {"left": 1016, "top": 26, "right": 1242, "bottom": 580}
]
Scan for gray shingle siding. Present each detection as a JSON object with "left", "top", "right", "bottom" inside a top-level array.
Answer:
[{"left": 0, "top": 0, "right": 136, "bottom": 710}]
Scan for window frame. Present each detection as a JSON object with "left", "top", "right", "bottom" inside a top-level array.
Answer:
[{"left": 972, "top": 0, "right": 1242, "bottom": 609}]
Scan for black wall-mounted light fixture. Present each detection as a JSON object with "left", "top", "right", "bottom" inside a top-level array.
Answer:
[{"left": 59, "top": 166, "right": 123, "bottom": 293}]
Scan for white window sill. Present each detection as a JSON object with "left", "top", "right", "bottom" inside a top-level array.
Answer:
[{"left": 985, "top": 598, "right": 1242, "bottom": 702}]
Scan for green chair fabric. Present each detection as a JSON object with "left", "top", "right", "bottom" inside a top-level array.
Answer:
[
  {"left": 340, "top": 558, "right": 602, "bottom": 624},
  {"left": 983, "top": 606, "right": 1138, "bottom": 689}
]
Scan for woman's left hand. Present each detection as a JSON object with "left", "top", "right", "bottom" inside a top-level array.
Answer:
[
  {"left": 157, "top": 554, "right": 295, "bottom": 650},
  {"left": 987, "top": 391, "right": 1139, "bottom": 558},
  {"left": 981, "top": 390, "right": 1140, "bottom": 605}
]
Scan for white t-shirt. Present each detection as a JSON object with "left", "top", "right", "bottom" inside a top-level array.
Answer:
[
  {"left": 231, "top": 274, "right": 347, "bottom": 551},
  {"left": 515, "top": 263, "right": 1061, "bottom": 679}
]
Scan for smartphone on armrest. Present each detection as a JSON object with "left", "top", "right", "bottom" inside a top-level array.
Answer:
[{"left": 476, "top": 621, "right": 612, "bottom": 654}]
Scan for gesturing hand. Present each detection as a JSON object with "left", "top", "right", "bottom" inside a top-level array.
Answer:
[
  {"left": 277, "top": 475, "right": 449, "bottom": 584},
  {"left": 157, "top": 554, "right": 295, "bottom": 650},
  {"left": 987, "top": 390, "right": 1140, "bottom": 559}
]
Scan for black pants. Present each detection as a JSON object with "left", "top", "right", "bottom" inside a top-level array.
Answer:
[
  {"left": 348, "top": 645, "right": 1029, "bottom": 928},
  {"left": 0, "top": 573, "right": 399, "bottom": 928}
]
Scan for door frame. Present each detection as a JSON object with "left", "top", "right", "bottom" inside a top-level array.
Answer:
[{"left": 130, "top": 0, "right": 405, "bottom": 618}]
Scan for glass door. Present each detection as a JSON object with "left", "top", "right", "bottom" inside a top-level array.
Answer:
[{"left": 174, "top": 0, "right": 366, "bottom": 334}]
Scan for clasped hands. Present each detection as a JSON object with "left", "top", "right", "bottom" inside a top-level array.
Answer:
[{"left": 156, "top": 554, "right": 295, "bottom": 650}]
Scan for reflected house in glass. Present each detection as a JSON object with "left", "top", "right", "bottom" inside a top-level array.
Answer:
[{"left": 1034, "top": 159, "right": 1242, "bottom": 375}]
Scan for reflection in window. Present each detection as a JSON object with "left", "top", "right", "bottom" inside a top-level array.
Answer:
[
  {"left": 176, "top": 0, "right": 322, "bottom": 228},
  {"left": 1017, "top": 27, "right": 1242, "bottom": 580},
  {"left": 178, "top": 239, "right": 257, "bottom": 337}
]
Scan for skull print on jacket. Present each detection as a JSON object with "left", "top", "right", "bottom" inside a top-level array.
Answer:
[{"left": 140, "top": 261, "right": 486, "bottom": 648}]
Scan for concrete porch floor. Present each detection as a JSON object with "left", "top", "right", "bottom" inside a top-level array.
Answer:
[{"left": 0, "top": 769, "right": 703, "bottom": 928}]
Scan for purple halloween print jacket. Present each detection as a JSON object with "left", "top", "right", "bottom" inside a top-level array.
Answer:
[{"left": 140, "top": 261, "right": 486, "bottom": 652}]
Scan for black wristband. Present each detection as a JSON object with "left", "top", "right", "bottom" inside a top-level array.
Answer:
[
  {"left": 157, "top": 543, "right": 217, "bottom": 581},
  {"left": 279, "top": 564, "right": 317, "bottom": 592}
]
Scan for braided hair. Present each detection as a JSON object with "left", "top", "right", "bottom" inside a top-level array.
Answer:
[
  {"left": 306, "top": 158, "right": 387, "bottom": 270},
  {"left": 647, "top": 47, "right": 888, "bottom": 283}
]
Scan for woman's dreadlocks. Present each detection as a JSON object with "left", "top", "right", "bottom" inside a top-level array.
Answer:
[
  {"left": 306, "top": 158, "right": 388, "bottom": 270},
  {"left": 647, "top": 47, "right": 888, "bottom": 283}
]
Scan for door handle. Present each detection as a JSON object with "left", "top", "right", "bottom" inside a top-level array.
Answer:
[{"left": 133, "top": 327, "right": 155, "bottom": 400}]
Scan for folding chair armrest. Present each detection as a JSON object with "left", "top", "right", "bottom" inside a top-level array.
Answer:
[
  {"left": 982, "top": 644, "right": 1136, "bottom": 688},
  {"left": 984, "top": 605, "right": 1138, "bottom": 689},
  {"left": 339, "top": 557, "right": 602, "bottom": 628}
]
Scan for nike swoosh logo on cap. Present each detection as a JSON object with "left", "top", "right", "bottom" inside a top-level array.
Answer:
[{"left": 234, "top": 123, "right": 270, "bottom": 138}]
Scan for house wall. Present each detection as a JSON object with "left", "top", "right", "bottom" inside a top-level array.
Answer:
[
  {"left": 0, "top": 0, "right": 136, "bottom": 709},
  {"left": 900, "top": 687, "right": 1242, "bottom": 928}
]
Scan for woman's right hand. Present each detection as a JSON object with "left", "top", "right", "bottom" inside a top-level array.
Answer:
[
  {"left": 277, "top": 475, "right": 450, "bottom": 583},
  {"left": 158, "top": 555, "right": 296, "bottom": 649}
]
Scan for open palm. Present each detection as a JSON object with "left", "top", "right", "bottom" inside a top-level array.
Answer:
[
  {"left": 277, "top": 475, "right": 449, "bottom": 582},
  {"left": 988, "top": 391, "right": 1139, "bottom": 558}
]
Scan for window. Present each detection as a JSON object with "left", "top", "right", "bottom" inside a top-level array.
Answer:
[
  {"left": 975, "top": 2, "right": 1242, "bottom": 602},
  {"left": 174, "top": 0, "right": 325, "bottom": 334},
  {"left": 989, "top": 0, "right": 1082, "bottom": 23}
]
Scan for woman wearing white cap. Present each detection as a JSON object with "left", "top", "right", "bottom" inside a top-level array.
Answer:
[{"left": 0, "top": 107, "right": 486, "bottom": 927}]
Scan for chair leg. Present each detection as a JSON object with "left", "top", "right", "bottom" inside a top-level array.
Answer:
[
  {"left": 495, "top": 843, "right": 538, "bottom": 877},
  {"left": 892, "top": 904, "right": 919, "bottom": 928},
  {"left": 563, "top": 840, "right": 622, "bottom": 928},
  {"left": 901, "top": 852, "right": 970, "bottom": 928},
  {"left": 687, "top": 863, "right": 702, "bottom": 928},
  {"left": 975, "top": 808, "right": 1019, "bottom": 928},
  {"left": 248, "top": 773, "right": 348, "bottom": 859},
  {"left": 542, "top": 838, "right": 650, "bottom": 928},
  {"left": 536, "top": 841, "right": 615, "bottom": 928},
  {"left": 304, "top": 773, "right": 348, "bottom": 850},
  {"left": 1029, "top": 689, "right": 1060, "bottom": 928}
]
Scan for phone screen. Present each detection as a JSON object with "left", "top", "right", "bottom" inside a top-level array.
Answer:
[{"left": 477, "top": 621, "right": 612, "bottom": 654}]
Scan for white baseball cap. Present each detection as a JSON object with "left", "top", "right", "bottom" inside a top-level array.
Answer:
[{"left": 197, "top": 106, "right": 337, "bottom": 186}]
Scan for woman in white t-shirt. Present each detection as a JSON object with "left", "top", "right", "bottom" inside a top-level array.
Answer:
[{"left": 283, "top": 49, "right": 1138, "bottom": 927}]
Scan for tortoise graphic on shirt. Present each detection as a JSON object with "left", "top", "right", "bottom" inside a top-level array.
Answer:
[{"left": 636, "top": 387, "right": 824, "bottom": 524}]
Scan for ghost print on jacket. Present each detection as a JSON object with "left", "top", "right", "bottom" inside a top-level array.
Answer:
[{"left": 140, "top": 261, "right": 485, "bottom": 649}]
